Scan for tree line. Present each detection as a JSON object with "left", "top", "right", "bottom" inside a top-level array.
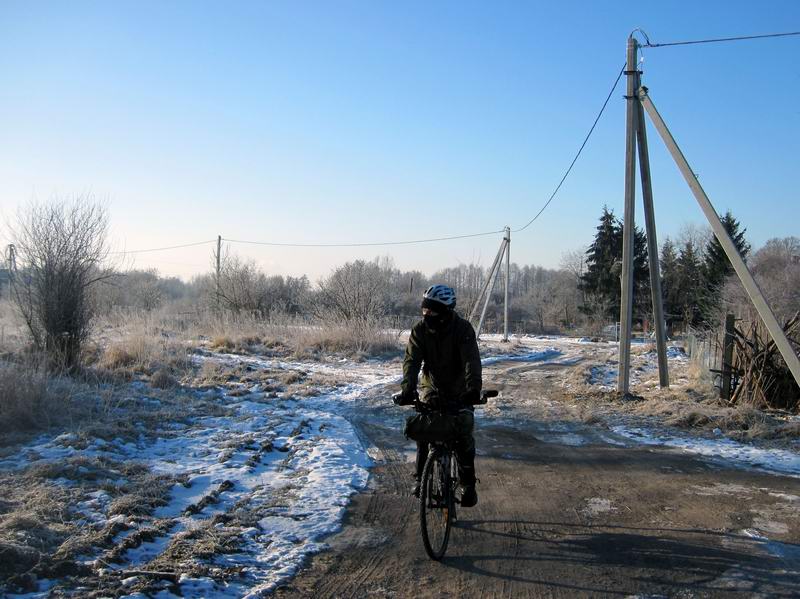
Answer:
[
  {"left": 579, "top": 205, "right": 754, "bottom": 333},
  {"left": 3, "top": 198, "right": 796, "bottom": 369}
]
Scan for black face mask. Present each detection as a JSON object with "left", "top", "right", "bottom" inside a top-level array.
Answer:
[
  {"left": 424, "top": 314, "right": 440, "bottom": 330},
  {"left": 424, "top": 313, "right": 448, "bottom": 331}
]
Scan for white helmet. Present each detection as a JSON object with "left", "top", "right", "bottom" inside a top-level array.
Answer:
[{"left": 422, "top": 284, "right": 456, "bottom": 311}]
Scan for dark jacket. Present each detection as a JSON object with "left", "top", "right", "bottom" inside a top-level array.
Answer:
[{"left": 401, "top": 312, "right": 482, "bottom": 411}]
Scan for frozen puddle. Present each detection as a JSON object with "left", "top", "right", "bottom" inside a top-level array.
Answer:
[{"left": 612, "top": 426, "right": 800, "bottom": 478}]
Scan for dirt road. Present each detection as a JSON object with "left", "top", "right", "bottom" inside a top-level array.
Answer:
[{"left": 275, "top": 361, "right": 800, "bottom": 598}]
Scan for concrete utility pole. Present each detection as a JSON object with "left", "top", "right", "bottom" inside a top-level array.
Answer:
[
  {"left": 639, "top": 87, "right": 800, "bottom": 389},
  {"left": 476, "top": 238, "right": 507, "bottom": 338},
  {"left": 503, "top": 226, "right": 511, "bottom": 342},
  {"left": 618, "top": 37, "right": 638, "bottom": 394},
  {"left": 634, "top": 65, "right": 669, "bottom": 388},
  {"left": 469, "top": 236, "right": 507, "bottom": 323}
]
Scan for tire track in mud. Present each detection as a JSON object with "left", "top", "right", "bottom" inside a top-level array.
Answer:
[
  {"left": 275, "top": 393, "right": 800, "bottom": 599},
  {"left": 295, "top": 417, "right": 414, "bottom": 599}
]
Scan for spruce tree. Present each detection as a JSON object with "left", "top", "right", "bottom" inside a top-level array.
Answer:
[
  {"left": 703, "top": 210, "right": 751, "bottom": 289},
  {"left": 581, "top": 206, "right": 621, "bottom": 317},
  {"left": 581, "top": 206, "right": 650, "bottom": 320},
  {"left": 702, "top": 210, "right": 750, "bottom": 322},
  {"left": 632, "top": 224, "right": 651, "bottom": 322},
  {"left": 676, "top": 240, "right": 704, "bottom": 328},
  {"left": 660, "top": 237, "right": 680, "bottom": 329}
]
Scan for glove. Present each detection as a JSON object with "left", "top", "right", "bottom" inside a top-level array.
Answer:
[
  {"left": 461, "top": 389, "right": 481, "bottom": 406},
  {"left": 394, "top": 389, "right": 418, "bottom": 406}
]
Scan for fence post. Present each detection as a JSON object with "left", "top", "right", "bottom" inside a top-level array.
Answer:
[{"left": 721, "top": 313, "right": 736, "bottom": 400}]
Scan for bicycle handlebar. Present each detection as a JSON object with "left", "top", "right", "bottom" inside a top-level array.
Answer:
[{"left": 392, "top": 389, "right": 497, "bottom": 407}]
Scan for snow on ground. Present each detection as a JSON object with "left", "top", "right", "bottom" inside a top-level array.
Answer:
[
  {"left": 612, "top": 426, "right": 800, "bottom": 479},
  {"left": 481, "top": 347, "right": 562, "bottom": 367},
  {"left": 2, "top": 353, "right": 398, "bottom": 598},
  {"left": 3, "top": 334, "right": 798, "bottom": 597},
  {"left": 479, "top": 335, "right": 800, "bottom": 481}
]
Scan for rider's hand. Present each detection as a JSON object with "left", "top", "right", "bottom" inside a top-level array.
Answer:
[
  {"left": 394, "top": 389, "right": 417, "bottom": 406},
  {"left": 460, "top": 389, "right": 481, "bottom": 406}
]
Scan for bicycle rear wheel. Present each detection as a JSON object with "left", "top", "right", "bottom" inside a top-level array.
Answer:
[{"left": 419, "top": 449, "right": 453, "bottom": 560}]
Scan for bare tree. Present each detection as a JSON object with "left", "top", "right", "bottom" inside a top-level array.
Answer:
[
  {"left": 315, "top": 259, "right": 389, "bottom": 322},
  {"left": 9, "top": 198, "right": 111, "bottom": 369}
]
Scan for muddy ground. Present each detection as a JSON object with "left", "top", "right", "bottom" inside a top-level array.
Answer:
[{"left": 274, "top": 358, "right": 800, "bottom": 599}]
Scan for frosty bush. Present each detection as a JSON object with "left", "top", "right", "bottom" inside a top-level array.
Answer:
[{"left": 9, "top": 198, "right": 111, "bottom": 369}]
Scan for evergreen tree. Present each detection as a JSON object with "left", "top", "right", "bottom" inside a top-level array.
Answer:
[
  {"left": 703, "top": 210, "right": 750, "bottom": 288},
  {"left": 702, "top": 210, "right": 750, "bottom": 322},
  {"left": 676, "top": 240, "right": 704, "bottom": 328},
  {"left": 580, "top": 206, "right": 620, "bottom": 316},
  {"left": 580, "top": 206, "right": 650, "bottom": 320},
  {"left": 660, "top": 237, "right": 680, "bottom": 329},
  {"left": 632, "top": 224, "right": 651, "bottom": 322}
]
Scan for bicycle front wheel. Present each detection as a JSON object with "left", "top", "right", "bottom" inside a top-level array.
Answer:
[{"left": 419, "top": 450, "right": 453, "bottom": 560}]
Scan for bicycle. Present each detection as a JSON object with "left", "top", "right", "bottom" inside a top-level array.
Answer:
[{"left": 393, "top": 389, "right": 497, "bottom": 560}]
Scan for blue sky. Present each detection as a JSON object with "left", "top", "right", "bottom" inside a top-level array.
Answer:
[{"left": 0, "top": 1, "right": 798, "bottom": 280}]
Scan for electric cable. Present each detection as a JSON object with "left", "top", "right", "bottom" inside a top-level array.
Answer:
[
  {"left": 108, "top": 239, "right": 217, "bottom": 255},
  {"left": 223, "top": 229, "right": 504, "bottom": 248},
  {"left": 513, "top": 64, "right": 626, "bottom": 232},
  {"left": 640, "top": 30, "right": 800, "bottom": 48}
]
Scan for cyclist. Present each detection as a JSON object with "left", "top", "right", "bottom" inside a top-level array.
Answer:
[{"left": 398, "top": 284, "right": 482, "bottom": 508}]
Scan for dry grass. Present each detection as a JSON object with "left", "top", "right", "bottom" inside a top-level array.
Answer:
[
  {"left": 0, "top": 300, "right": 26, "bottom": 353},
  {"left": 0, "top": 475, "right": 81, "bottom": 587},
  {"left": 0, "top": 360, "right": 52, "bottom": 432},
  {"left": 96, "top": 333, "right": 190, "bottom": 380},
  {"left": 97, "top": 307, "right": 402, "bottom": 360}
]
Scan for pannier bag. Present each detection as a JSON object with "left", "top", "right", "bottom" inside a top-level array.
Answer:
[{"left": 404, "top": 412, "right": 458, "bottom": 443}]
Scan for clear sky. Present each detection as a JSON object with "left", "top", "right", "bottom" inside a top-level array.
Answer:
[{"left": 0, "top": 1, "right": 798, "bottom": 281}]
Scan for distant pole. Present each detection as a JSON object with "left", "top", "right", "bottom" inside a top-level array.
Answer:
[
  {"left": 215, "top": 235, "right": 222, "bottom": 312},
  {"left": 409, "top": 277, "right": 414, "bottom": 294},
  {"left": 618, "top": 36, "right": 638, "bottom": 394},
  {"left": 503, "top": 226, "right": 510, "bottom": 342},
  {"left": 639, "top": 86, "right": 800, "bottom": 390},
  {"left": 6, "top": 244, "right": 16, "bottom": 276},
  {"left": 469, "top": 235, "right": 507, "bottom": 323},
  {"left": 476, "top": 239, "right": 507, "bottom": 338},
  {"left": 635, "top": 66, "right": 669, "bottom": 388},
  {"left": 4, "top": 245, "right": 15, "bottom": 299}
]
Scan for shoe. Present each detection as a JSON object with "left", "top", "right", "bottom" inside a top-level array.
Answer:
[
  {"left": 460, "top": 485, "right": 477, "bottom": 508},
  {"left": 411, "top": 481, "right": 421, "bottom": 498}
]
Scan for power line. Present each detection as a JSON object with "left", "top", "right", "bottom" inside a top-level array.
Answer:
[
  {"left": 223, "top": 229, "right": 504, "bottom": 248},
  {"left": 514, "top": 64, "right": 626, "bottom": 233},
  {"left": 109, "top": 239, "right": 217, "bottom": 255},
  {"left": 640, "top": 30, "right": 800, "bottom": 48}
]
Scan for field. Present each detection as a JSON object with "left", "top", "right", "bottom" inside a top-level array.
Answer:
[{"left": 1, "top": 325, "right": 799, "bottom": 597}]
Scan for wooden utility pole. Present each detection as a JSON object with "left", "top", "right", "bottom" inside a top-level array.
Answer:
[
  {"left": 634, "top": 67, "right": 669, "bottom": 388},
  {"left": 639, "top": 87, "right": 800, "bottom": 390},
  {"left": 503, "top": 226, "right": 511, "bottom": 342},
  {"left": 618, "top": 37, "right": 638, "bottom": 394}
]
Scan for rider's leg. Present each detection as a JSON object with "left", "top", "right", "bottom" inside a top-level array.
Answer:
[{"left": 454, "top": 411, "right": 476, "bottom": 486}]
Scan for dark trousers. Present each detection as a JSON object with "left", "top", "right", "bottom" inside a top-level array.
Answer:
[{"left": 414, "top": 411, "right": 476, "bottom": 486}]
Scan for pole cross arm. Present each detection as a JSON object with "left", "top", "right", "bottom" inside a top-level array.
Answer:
[{"left": 638, "top": 86, "right": 800, "bottom": 389}]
